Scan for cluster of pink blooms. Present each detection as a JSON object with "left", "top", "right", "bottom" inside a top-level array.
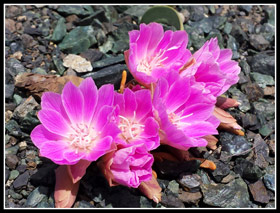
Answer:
[{"left": 30, "top": 22, "right": 240, "bottom": 207}]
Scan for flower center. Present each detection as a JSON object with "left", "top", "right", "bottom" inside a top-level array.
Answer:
[
  {"left": 137, "top": 49, "right": 168, "bottom": 76},
  {"left": 168, "top": 112, "right": 193, "bottom": 129},
  {"left": 68, "top": 123, "right": 99, "bottom": 154},
  {"left": 118, "top": 112, "right": 145, "bottom": 141}
]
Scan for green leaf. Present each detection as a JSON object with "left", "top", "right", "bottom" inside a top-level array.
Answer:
[{"left": 140, "top": 6, "right": 184, "bottom": 30}]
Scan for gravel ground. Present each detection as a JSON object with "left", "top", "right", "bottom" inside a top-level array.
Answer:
[{"left": 5, "top": 4, "right": 275, "bottom": 208}]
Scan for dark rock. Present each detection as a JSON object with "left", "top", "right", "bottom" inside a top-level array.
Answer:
[
  {"left": 139, "top": 196, "right": 153, "bottom": 208},
  {"left": 5, "top": 169, "right": 10, "bottom": 182},
  {"left": 5, "top": 154, "right": 19, "bottom": 170},
  {"left": 239, "top": 59, "right": 251, "bottom": 75},
  {"left": 80, "top": 49, "right": 104, "bottom": 64},
  {"left": 253, "top": 134, "right": 271, "bottom": 169},
  {"left": 56, "top": 5, "right": 94, "bottom": 17},
  {"left": 77, "top": 9, "right": 106, "bottom": 26},
  {"left": 219, "top": 132, "right": 252, "bottom": 157},
  {"left": 51, "top": 17, "right": 67, "bottom": 42},
  {"left": 13, "top": 170, "right": 30, "bottom": 189},
  {"left": 250, "top": 72, "right": 274, "bottom": 89},
  {"left": 167, "top": 180, "right": 179, "bottom": 195},
  {"left": 5, "top": 5, "right": 23, "bottom": 18},
  {"left": 20, "top": 111, "right": 41, "bottom": 133},
  {"left": 5, "top": 84, "right": 15, "bottom": 99},
  {"left": 25, "top": 186, "right": 49, "bottom": 207},
  {"left": 241, "top": 113, "right": 259, "bottom": 130},
  {"left": 23, "top": 26, "right": 43, "bottom": 36},
  {"left": 230, "top": 24, "right": 249, "bottom": 43},
  {"left": 82, "top": 64, "right": 128, "bottom": 89},
  {"left": 177, "top": 173, "right": 202, "bottom": 192},
  {"left": 6, "top": 58, "right": 26, "bottom": 78},
  {"left": 241, "top": 82, "right": 264, "bottom": 102},
  {"left": 188, "top": 5, "right": 206, "bottom": 22},
  {"left": 16, "top": 164, "right": 27, "bottom": 174},
  {"left": 178, "top": 191, "right": 202, "bottom": 205},
  {"left": 58, "top": 25, "right": 97, "bottom": 54},
  {"left": 21, "top": 33, "right": 38, "bottom": 48},
  {"left": 161, "top": 193, "right": 185, "bottom": 208},
  {"left": 252, "top": 99, "right": 275, "bottom": 121},
  {"left": 263, "top": 174, "right": 275, "bottom": 192},
  {"left": 209, "top": 161, "right": 231, "bottom": 182},
  {"left": 201, "top": 178, "right": 250, "bottom": 208},
  {"left": 5, "top": 145, "right": 19, "bottom": 156},
  {"left": 248, "top": 180, "right": 270, "bottom": 204},
  {"left": 238, "top": 5, "right": 252, "bottom": 13},
  {"left": 189, "top": 18, "right": 213, "bottom": 34},
  {"left": 234, "top": 158, "right": 265, "bottom": 182},
  {"left": 92, "top": 55, "right": 124, "bottom": 69},
  {"left": 9, "top": 170, "right": 20, "bottom": 180},
  {"left": 13, "top": 96, "right": 39, "bottom": 122},
  {"left": 249, "top": 34, "right": 270, "bottom": 51},
  {"left": 226, "top": 35, "right": 239, "bottom": 59},
  {"left": 238, "top": 71, "right": 249, "bottom": 84},
  {"left": 31, "top": 67, "right": 48, "bottom": 75},
  {"left": 153, "top": 159, "right": 201, "bottom": 180},
  {"left": 52, "top": 50, "right": 65, "bottom": 75},
  {"left": 185, "top": 25, "right": 205, "bottom": 50},
  {"left": 206, "top": 29, "right": 224, "bottom": 48},
  {"left": 5, "top": 119, "right": 21, "bottom": 135},
  {"left": 247, "top": 53, "right": 275, "bottom": 77}
]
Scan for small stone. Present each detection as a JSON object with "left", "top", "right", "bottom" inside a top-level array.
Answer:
[
  {"left": 82, "top": 64, "right": 128, "bottom": 89},
  {"left": 57, "top": 5, "right": 94, "bottom": 17},
  {"left": 5, "top": 84, "right": 14, "bottom": 99},
  {"left": 210, "top": 161, "right": 231, "bottom": 182},
  {"left": 167, "top": 180, "right": 179, "bottom": 195},
  {"left": 250, "top": 72, "right": 274, "bottom": 88},
  {"left": 21, "top": 33, "right": 38, "bottom": 48},
  {"left": 249, "top": 34, "right": 270, "bottom": 51},
  {"left": 5, "top": 145, "right": 19, "bottom": 156},
  {"left": 219, "top": 132, "right": 252, "bottom": 156},
  {"left": 51, "top": 17, "right": 67, "bottom": 42},
  {"left": 31, "top": 67, "right": 48, "bottom": 75},
  {"left": 13, "top": 170, "right": 30, "bottom": 189},
  {"left": 228, "top": 87, "right": 251, "bottom": 112},
  {"left": 253, "top": 134, "right": 270, "bottom": 169},
  {"left": 16, "top": 164, "right": 27, "bottom": 174},
  {"left": 9, "top": 190, "right": 23, "bottom": 200},
  {"left": 25, "top": 186, "right": 49, "bottom": 207},
  {"left": 161, "top": 193, "right": 185, "bottom": 208},
  {"left": 73, "top": 200, "right": 95, "bottom": 208},
  {"left": 234, "top": 158, "right": 265, "bottom": 182},
  {"left": 9, "top": 170, "right": 20, "bottom": 180},
  {"left": 220, "top": 171, "right": 238, "bottom": 184},
  {"left": 178, "top": 191, "right": 202, "bottom": 205},
  {"left": 247, "top": 53, "right": 275, "bottom": 77},
  {"left": 263, "top": 86, "right": 275, "bottom": 96},
  {"left": 92, "top": 55, "right": 124, "bottom": 69},
  {"left": 201, "top": 178, "right": 250, "bottom": 208},
  {"left": 5, "top": 18, "right": 16, "bottom": 33},
  {"left": 11, "top": 51, "right": 23, "bottom": 60},
  {"left": 63, "top": 54, "right": 92, "bottom": 73},
  {"left": 263, "top": 174, "right": 275, "bottom": 192},
  {"left": 58, "top": 26, "right": 97, "bottom": 54},
  {"left": 5, "top": 154, "right": 19, "bottom": 170},
  {"left": 6, "top": 58, "right": 26, "bottom": 78},
  {"left": 241, "top": 113, "right": 259, "bottom": 129},
  {"left": 20, "top": 189, "right": 30, "bottom": 198},
  {"left": 267, "top": 139, "right": 275, "bottom": 156},
  {"left": 177, "top": 173, "right": 202, "bottom": 192},
  {"left": 13, "top": 96, "right": 39, "bottom": 121},
  {"left": 79, "top": 49, "right": 104, "bottom": 64},
  {"left": 5, "top": 110, "right": 13, "bottom": 122},
  {"left": 249, "top": 180, "right": 270, "bottom": 204}
]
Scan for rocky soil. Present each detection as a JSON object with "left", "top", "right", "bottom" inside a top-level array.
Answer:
[{"left": 5, "top": 5, "right": 275, "bottom": 208}]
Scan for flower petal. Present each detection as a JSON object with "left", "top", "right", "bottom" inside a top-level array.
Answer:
[
  {"left": 38, "top": 109, "right": 71, "bottom": 138},
  {"left": 123, "top": 88, "right": 137, "bottom": 118},
  {"left": 30, "top": 124, "right": 63, "bottom": 149},
  {"left": 135, "top": 89, "right": 152, "bottom": 121},
  {"left": 62, "top": 81, "right": 84, "bottom": 124},
  {"left": 86, "top": 136, "right": 113, "bottom": 161},
  {"left": 79, "top": 77, "right": 98, "bottom": 125},
  {"left": 39, "top": 140, "right": 72, "bottom": 164},
  {"left": 41, "top": 92, "right": 70, "bottom": 123}
]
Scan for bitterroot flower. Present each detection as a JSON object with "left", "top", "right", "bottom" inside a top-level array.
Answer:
[
  {"left": 124, "top": 22, "right": 192, "bottom": 87},
  {"left": 153, "top": 72, "right": 220, "bottom": 150},
  {"left": 113, "top": 88, "right": 160, "bottom": 151},
  {"left": 30, "top": 77, "right": 120, "bottom": 165},
  {"left": 180, "top": 37, "right": 241, "bottom": 97}
]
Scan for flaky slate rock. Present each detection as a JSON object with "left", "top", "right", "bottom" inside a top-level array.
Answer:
[{"left": 201, "top": 178, "right": 250, "bottom": 208}]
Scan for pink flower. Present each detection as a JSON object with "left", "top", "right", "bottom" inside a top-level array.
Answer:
[
  {"left": 153, "top": 71, "right": 220, "bottom": 150},
  {"left": 98, "top": 143, "right": 154, "bottom": 188},
  {"left": 113, "top": 88, "right": 160, "bottom": 151},
  {"left": 30, "top": 77, "right": 120, "bottom": 165},
  {"left": 180, "top": 37, "right": 240, "bottom": 97},
  {"left": 124, "top": 22, "right": 192, "bottom": 87}
]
